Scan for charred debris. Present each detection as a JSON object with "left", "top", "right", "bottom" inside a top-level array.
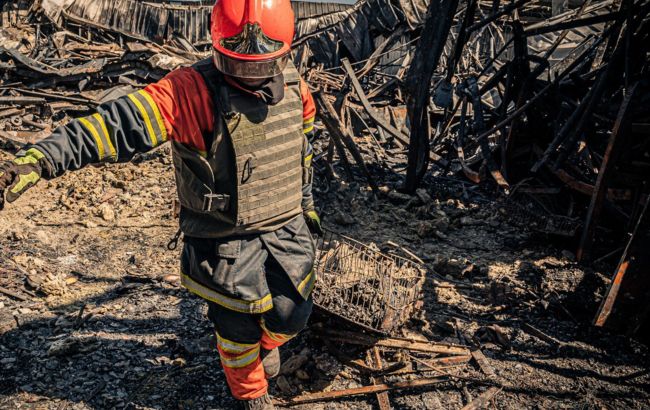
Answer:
[{"left": 1, "top": 0, "right": 649, "bottom": 365}]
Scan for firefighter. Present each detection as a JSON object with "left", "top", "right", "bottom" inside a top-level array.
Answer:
[{"left": 0, "top": 0, "right": 320, "bottom": 408}]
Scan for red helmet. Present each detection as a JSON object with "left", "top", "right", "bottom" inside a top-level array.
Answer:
[{"left": 211, "top": 0, "right": 295, "bottom": 79}]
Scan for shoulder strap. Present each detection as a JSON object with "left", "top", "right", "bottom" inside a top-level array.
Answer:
[
  {"left": 192, "top": 58, "right": 230, "bottom": 108},
  {"left": 192, "top": 58, "right": 221, "bottom": 96},
  {"left": 283, "top": 60, "right": 301, "bottom": 86},
  {"left": 191, "top": 58, "right": 230, "bottom": 152}
]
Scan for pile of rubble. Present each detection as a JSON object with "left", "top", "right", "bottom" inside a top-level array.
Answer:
[
  {"left": 0, "top": 1, "right": 201, "bottom": 148},
  {"left": 298, "top": 0, "right": 650, "bottom": 339}
]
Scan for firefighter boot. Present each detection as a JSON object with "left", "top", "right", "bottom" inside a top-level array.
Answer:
[
  {"left": 240, "top": 393, "right": 275, "bottom": 410},
  {"left": 261, "top": 348, "right": 281, "bottom": 379}
]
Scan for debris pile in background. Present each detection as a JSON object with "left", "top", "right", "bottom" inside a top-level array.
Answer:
[
  {"left": 0, "top": 0, "right": 201, "bottom": 148},
  {"left": 297, "top": 0, "right": 650, "bottom": 339}
]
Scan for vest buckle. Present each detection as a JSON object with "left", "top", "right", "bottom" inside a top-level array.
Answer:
[{"left": 203, "top": 193, "right": 230, "bottom": 212}]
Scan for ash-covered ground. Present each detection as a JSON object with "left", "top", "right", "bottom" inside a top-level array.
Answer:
[{"left": 0, "top": 146, "right": 649, "bottom": 409}]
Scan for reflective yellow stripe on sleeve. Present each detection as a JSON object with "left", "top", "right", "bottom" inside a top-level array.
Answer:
[
  {"left": 127, "top": 90, "right": 166, "bottom": 147},
  {"left": 303, "top": 117, "right": 315, "bottom": 134},
  {"left": 137, "top": 90, "right": 168, "bottom": 143},
  {"left": 78, "top": 114, "right": 115, "bottom": 161},
  {"left": 93, "top": 113, "right": 116, "bottom": 159}
]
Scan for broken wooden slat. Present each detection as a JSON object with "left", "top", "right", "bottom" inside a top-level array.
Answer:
[
  {"left": 520, "top": 323, "right": 566, "bottom": 349},
  {"left": 372, "top": 347, "right": 391, "bottom": 410},
  {"left": 470, "top": 349, "right": 496, "bottom": 377},
  {"left": 322, "top": 329, "right": 470, "bottom": 356},
  {"left": 276, "top": 377, "right": 447, "bottom": 405},
  {"left": 594, "top": 195, "right": 650, "bottom": 328},
  {"left": 426, "top": 355, "right": 473, "bottom": 366},
  {"left": 0, "top": 286, "right": 30, "bottom": 302},
  {"left": 577, "top": 83, "right": 638, "bottom": 261},
  {"left": 0, "top": 96, "right": 46, "bottom": 106},
  {"left": 0, "top": 108, "right": 26, "bottom": 119}
]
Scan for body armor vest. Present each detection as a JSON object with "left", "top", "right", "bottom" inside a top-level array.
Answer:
[{"left": 171, "top": 59, "right": 305, "bottom": 238}]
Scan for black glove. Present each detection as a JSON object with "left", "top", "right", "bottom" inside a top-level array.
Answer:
[
  {"left": 0, "top": 148, "right": 48, "bottom": 210},
  {"left": 303, "top": 210, "right": 323, "bottom": 236}
]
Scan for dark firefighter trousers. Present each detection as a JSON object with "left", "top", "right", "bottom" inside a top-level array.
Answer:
[{"left": 182, "top": 225, "right": 314, "bottom": 400}]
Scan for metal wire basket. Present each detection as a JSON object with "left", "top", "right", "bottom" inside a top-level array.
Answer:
[{"left": 312, "top": 230, "right": 426, "bottom": 334}]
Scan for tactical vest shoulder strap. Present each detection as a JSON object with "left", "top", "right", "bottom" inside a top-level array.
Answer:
[
  {"left": 192, "top": 58, "right": 220, "bottom": 96},
  {"left": 193, "top": 59, "right": 234, "bottom": 118},
  {"left": 283, "top": 60, "right": 301, "bottom": 85},
  {"left": 191, "top": 59, "right": 232, "bottom": 151}
]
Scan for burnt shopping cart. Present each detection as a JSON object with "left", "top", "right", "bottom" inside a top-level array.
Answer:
[{"left": 312, "top": 230, "right": 426, "bottom": 334}]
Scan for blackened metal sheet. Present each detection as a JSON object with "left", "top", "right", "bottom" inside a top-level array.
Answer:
[
  {"left": 293, "top": 2, "right": 353, "bottom": 20},
  {"left": 397, "top": 0, "right": 429, "bottom": 29},
  {"left": 48, "top": 0, "right": 213, "bottom": 45}
]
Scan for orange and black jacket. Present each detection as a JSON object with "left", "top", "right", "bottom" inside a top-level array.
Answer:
[{"left": 28, "top": 66, "right": 317, "bottom": 212}]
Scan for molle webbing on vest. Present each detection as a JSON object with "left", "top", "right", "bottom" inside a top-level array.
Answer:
[{"left": 225, "top": 66, "right": 304, "bottom": 227}]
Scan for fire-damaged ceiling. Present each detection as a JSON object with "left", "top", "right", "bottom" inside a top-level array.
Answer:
[
  {"left": 37, "top": 0, "right": 607, "bottom": 75},
  {"left": 37, "top": 0, "right": 431, "bottom": 64},
  {"left": 39, "top": 0, "right": 357, "bottom": 47}
]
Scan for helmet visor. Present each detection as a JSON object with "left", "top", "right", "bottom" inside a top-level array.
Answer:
[
  {"left": 220, "top": 22, "right": 285, "bottom": 55},
  {"left": 213, "top": 49, "right": 289, "bottom": 79}
]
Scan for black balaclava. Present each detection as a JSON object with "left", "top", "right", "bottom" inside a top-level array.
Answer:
[{"left": 228, "top": 73, "right": 285, "bottom": 105}]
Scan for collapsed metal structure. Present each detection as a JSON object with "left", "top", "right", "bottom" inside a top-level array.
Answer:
[
  {"left": 300, "top": 0, "right": 650, "bottom": 339},
  {"left": 0, "top": 0, "right": 649, "bottom": 338}
]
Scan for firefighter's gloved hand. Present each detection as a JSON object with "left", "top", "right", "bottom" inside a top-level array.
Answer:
[
  {"left": 303, "top": 210, "right": 323, "bottom": 236},
  {"left": 0, "top": 148, "right": 48, "bottom": 210}
]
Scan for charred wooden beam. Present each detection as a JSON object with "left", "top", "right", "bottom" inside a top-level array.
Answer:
[
  {"left": 463, "top": 77, "right": 510, "bottom": 190},
  {"left": 322, "top": 329, "right": 471, "bottom": 356},
  {"left": 577, "top": 83, "right": 638, "bottom": 261},
  {"left": 275, "top": 377, "right": 448, "bottom": 405},
  {"left": 594, "top": 194, "right": 650, "bottom": 334},
  {"left": 403, "top": 0, "right": 459, "bottom": 192},
  {"left": 315, "top": 92, "right": 379, "bottom": 194},
  {"left": 523, "top": 11, "right": 622, "bottom": 36},
  {"left": 371, "top": 347, "right": 391, "bottom": 410}
]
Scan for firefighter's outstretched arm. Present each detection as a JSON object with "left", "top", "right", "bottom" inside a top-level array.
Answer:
[{"left": 0, "top": 68, "right": 214, "bottom": 208}]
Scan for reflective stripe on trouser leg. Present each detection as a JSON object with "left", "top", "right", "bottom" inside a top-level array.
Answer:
[
  {"left": 216, "top": 333, "right": 268, "bottom": 400},
  {"left": 260, "top": 318, "right": 297, "bottom": 351}
]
